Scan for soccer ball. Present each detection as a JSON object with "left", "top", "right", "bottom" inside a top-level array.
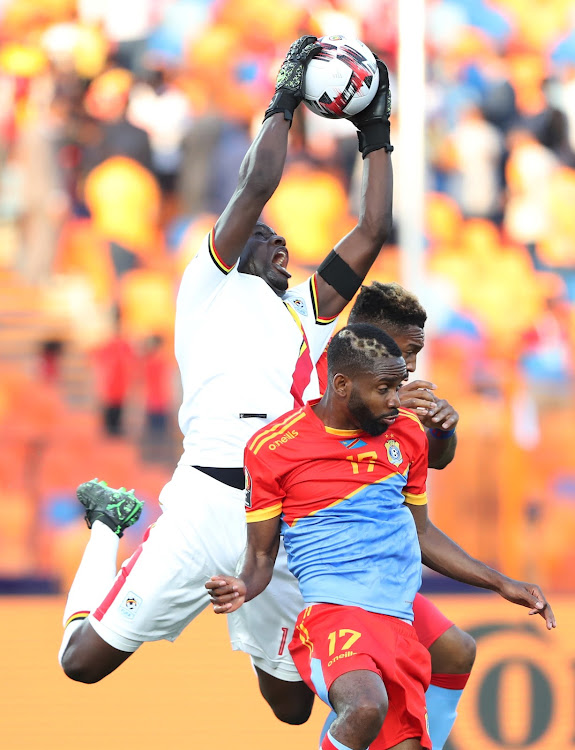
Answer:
[{"left": 303, "top": 35, "right": 379, "bottom": 120}]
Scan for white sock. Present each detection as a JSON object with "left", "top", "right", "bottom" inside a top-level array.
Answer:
[{"left": 58, "top": 521, "right": 119, "bottom": 662}]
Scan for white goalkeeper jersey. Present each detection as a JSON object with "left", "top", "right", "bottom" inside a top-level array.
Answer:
[{"left": 175, "top": 229, "right": 337, "bottom": 468}]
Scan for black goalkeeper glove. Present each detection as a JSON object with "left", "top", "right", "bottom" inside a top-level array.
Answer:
[
  {"left": 349, "top": 59, "right": 393, "bottom": 158},
  {"left": 263, "top": 35, "right": 322, "bottom": 125}
]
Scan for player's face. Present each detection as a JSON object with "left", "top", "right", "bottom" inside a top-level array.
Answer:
[
  {"left": 389, "top": 326, "right": 425, "bottom": 374},
  {"left": 346, "top": 356, "right": 407, "bottom": 436},
  {"left": 238, "top": 223, "right": 291, "bottom": 296}
]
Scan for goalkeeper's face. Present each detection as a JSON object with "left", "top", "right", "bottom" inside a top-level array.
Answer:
[{"left": 238, "top": 222, "right": 291, "bottom": 296}]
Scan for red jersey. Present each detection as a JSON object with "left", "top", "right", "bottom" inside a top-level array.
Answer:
[{"left": 245, "top": 402, "right": 428, "bottom": 620}]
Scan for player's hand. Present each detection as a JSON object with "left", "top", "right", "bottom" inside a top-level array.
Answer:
[
  {"left": 275, "top": 35, "right": 321, "bottom": 98},
  {"left": 495, "top": 577, "right": 556, "bottom": 630},
  {"left": 205, "top": 575, "right": 247, "bottom": 614},
  {"left": 399, "top": 379, "right": 438, "bottom": 416},
  {"left": 424, "top": 398, "right": 459, "bottom": 432},
  {"left": 264, "top": 35, "right": 322, "bottom": 123},
  {"left": 348, "top": 58, "right": 393, "bottom": 157}
]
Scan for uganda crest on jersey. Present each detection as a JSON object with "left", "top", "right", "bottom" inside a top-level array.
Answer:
[{"left": 244, "top": 403, "right": 429, "bottom": 621}]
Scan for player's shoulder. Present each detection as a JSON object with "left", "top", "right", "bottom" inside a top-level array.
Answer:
[
  {"left": 396, "top": 408, "right": 426, "bottom": 434},
  {"left": 246, "top": 406, "right": 309, "bottom": 457},
  {"left": 283, "top": 278, "right": 313, "bottom": 317},
  {"left": 183, "top": 228, "right": 237, "bottom": 279},
  {"left": 284, "top": 275, "right": 337, "bottom": 326}
]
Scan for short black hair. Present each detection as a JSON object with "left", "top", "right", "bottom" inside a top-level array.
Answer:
[
  {"left": 327, "top": 323, "right": 402, "bottom": 379},
  {"left": 349, "top": 281, "right": 427, "bottom": 330}
]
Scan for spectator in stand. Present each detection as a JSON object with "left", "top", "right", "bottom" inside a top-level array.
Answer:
[
  {"left": 91, "top": 308, "right": 136, "bottom": 437},
  {"left": 140, "top": 334, "right": 174, "bottom": 463},
  {"left": 128, "top": 68, "right": 192, "bottom": 195},
  {"left": 38, "top": 339, "right": 65, "bottom": 385},
  {"left": 450, "top": 104, "right": 505, "bottom": 224},
  {"left": 528, "top": 76, "right": 575, "bottom": 166},
  {"left": 83, "top": 68, "right": 153, "bottom": 174}
]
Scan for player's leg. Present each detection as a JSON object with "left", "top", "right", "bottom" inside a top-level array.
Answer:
[
  {"left": 61, "top": 620, "right": 133, "bottom": 683},
  {"left": 60, "top": 467, "right": 247, "bottom": 683},
  {"left": 412, "top": 594, "right": 476, "bottom": 750},
  {"left": 253, "top": 667, "right": 315, "bottom": 725},
  {"left": 58, "top": 480, "right": 144, "bottom": 681},
  {"left": 324, "top": 669, "right": 388, "bottom": 750},
  {"left": 227, "top": 538, "right": 315, "bottom": 724}
]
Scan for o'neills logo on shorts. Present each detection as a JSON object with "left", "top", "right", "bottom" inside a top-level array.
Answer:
[
  {"left": 268, "top": 430, "right": 299, "bottom": 450},
  {"left": 328, "top": 650, "right": 357, "bottom": 668}
]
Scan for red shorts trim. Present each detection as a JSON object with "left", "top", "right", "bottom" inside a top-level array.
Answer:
[
  {"left": 290, "top": 604, "right": 432, "bottom": 750},
  {"left": 412, "top": 593, "right": 454, "bottom": 649},
  {"left": 93, "top": 525, "right": 152, "bottom": 622}
]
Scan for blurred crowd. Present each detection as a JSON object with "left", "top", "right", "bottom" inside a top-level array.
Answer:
[{"left": 0, "top": 0, "right": 574, "bottom": 592}]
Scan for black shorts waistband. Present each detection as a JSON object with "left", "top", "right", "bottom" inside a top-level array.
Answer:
[{"left": 192, "top": 466, "right": 245, "bottom": 491}]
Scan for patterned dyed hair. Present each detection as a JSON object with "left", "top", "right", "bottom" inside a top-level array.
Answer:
[
  {"left": 348, "top": 281, "right": 427, "bottom": 331},
  {"left": 327, "top": 323, "right": 402, "bottom": 378}
]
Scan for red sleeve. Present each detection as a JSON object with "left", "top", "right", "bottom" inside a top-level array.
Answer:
[
  {"left": 244, "top": 443, "right": 285, "bottom": 523},
  {"left": 402, "top": 417, "right": 429, "bottom": 506},
  {"left": 316, "top": 345, "right": 329, "bottom": 395}
]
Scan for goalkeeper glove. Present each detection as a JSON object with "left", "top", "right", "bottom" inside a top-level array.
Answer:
[
  {"left": 349, "top": 59, "right": 393, "bottom": 158},
  {"left": 264, "top": 35, "right": 321, "bottom": 125}
]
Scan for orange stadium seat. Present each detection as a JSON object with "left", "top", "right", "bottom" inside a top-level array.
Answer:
[
  {"left": 214, "top": 0, "right": 309, "bottom": 46},
  {"left": 538, "top": 167, "right": 575, "bottom": 266},
  {"left": 175, "top": 213, "right": 218, "bottom": 275},
  {"left": 426, "top": 192, "right": 463, "bottom": 248},
  {"left": 506, "top": 52, "right": 547, "bottom": 114},
  {"left": 85, "top": 438, "right": 141, "bottom": 489},
  {"left": 84, "top": 157, "right": 163, "bottom": 260},
  {"left": 0, "top": 438, "right": 30, "bottom": 491},
  {"left": 45, "top": 519, "right": 92, "bottom": 589},
  {"left": 54, "top": 218, "right": 115, "bottom": 303},
  {"left": 264, "top": 162, "right": 355, "bottom": 266},
  {"left": 430, "top": 219, "right": 545, "bottom": 349},
  {"left": 0, "top": 488, "right": 35, "bottom": 576},
  {"left": 500, "top": 0, "right": 572, "bottom": 52},
  {"left": 119, "top": 269, "right": 176, "bottom": 338}
]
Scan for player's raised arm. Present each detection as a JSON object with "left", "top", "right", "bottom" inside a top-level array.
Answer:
[
  {"left": 206, "top": 516, "right": 282, "bottom": 613},
  {"left": 213, "top": 36, "right": 321, "bottom": 268},
  {"left": 314, "top": 59, "right": 394, "bottom": 321},
  {"left": 407, "top": 504, "right": 557, "bottom": 630}
]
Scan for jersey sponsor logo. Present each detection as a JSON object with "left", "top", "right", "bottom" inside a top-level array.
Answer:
[
  {"left": 339, "top": 437, "right": 367, "bottom": 449},
  {"left": 268, "top": 430, "right": 299, "bottom": 450},
  {"left": 244, "top": 467, "right": 252, "bottom": 508},
  {"left": 385, "top": 439, "right": 403, "bottom": 466},
  {"left": 290, "top": 297, "right": 308, "bottom": 316},
  {"left": 119, "top": 591, "right": 142, "bottom": 620}
]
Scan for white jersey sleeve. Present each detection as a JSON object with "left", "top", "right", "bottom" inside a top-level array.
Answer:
[{"left": 177, "top": 228, "right": 236, "bottom": 311}]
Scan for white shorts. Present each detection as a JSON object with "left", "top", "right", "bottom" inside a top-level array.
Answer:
[
  {"left": 89, "top": 464, "right": 303, "bottom": 680},
  {"left": 228, "top": 540, "right": 303, "bottom": 682}
]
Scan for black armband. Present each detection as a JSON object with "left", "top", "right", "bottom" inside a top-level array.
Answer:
[{"left": 317, "top": 250, "right": 363, "bottom": 301}]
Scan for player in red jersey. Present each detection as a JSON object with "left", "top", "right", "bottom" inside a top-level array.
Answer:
[
  {"left": 347, "top": 281, "right": 473, "bottom": 749},
  {"left": 313, "top": 282, "right": 472, "bottom": 748},
  {"left": 207, "top": 323, "right": 555, "bottom": 750}
]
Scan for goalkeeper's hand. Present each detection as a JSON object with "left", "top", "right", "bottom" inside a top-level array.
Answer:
[
  {"left": 264, "top": 35, "right": 322, "bottom": 125},
  {"left": 349, "top": 59, "right": 393, "bottom": 158}
]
